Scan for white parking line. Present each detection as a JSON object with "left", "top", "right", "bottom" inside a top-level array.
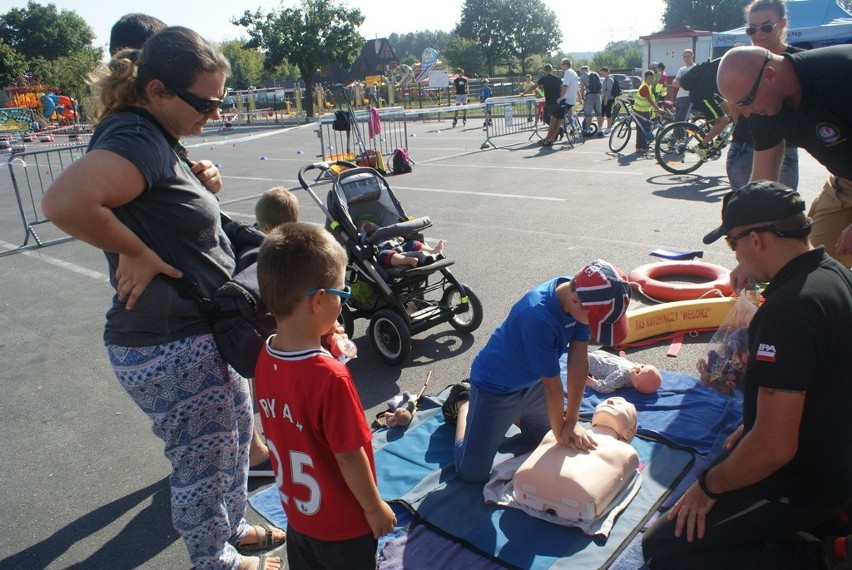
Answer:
[{"left": 0, "top": 239, "right": 110, "bottom": 283}]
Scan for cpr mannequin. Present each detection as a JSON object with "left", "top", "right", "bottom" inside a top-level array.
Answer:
[{"left": 512, "top": 397, "right": 640, "bottom": 523}]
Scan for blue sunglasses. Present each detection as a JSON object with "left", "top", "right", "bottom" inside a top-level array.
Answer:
[{"left": 307, "top": 286, "right": 351, "bottom": 303}]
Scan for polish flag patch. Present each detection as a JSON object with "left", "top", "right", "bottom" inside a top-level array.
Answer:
[{"left": 756, "top": 343, "right": 776, "bottom": 362}]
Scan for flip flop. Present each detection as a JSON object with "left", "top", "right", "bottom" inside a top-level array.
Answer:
[{"left": 235, "top": 522, "right": 286, "bottom": 553}]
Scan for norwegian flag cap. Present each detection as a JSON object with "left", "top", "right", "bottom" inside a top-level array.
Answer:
[{"left": 573, "top": 260, "right": 631, "bottom": 346}]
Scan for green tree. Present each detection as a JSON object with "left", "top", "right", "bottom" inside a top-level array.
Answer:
[
  {"left": 662, "top": 0, "right": 748, "bottom": 32},
  {"left": 220, "top": 40, "right": 264, "bottom": 90},
  {"left": 234, "top": 0, "right": 365, "bottom": 117},
  {"left": 29, "top": 48, "right": 100, "bottom": 100},
  {"left": 592, "top": 40, "right": 643, "bottom": 71},
  {"left": 0, "top": 1, "right": 94, "bottom": 61},
  {"left": 455, "top": 0, "right": 508, "bottom": 75},
  {"left": 499, "top": 0, "right": 561, "bottom": 74},
  {"left": 442, "top": 35, "right": 486, "bottom": 77},
  {"left": 388, "top": 30, "right": 451, "bottom": 63},
  {"left": 0, "top": 39, "right": 27, "bottom": 87}
]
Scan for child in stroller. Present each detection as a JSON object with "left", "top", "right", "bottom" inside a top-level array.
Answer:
[
  {"left": 357, "top": 217, "right": 445, "bottom": 268},
  {"left": 298, "top": 162, "right": 483, "bottom": 364}
]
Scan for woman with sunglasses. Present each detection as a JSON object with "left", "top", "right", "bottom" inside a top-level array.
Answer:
[
  {"left": 725, "top": 0, "right": 802, "bottom": 192},
  {"left": 42, "top": 27, "right": 283, "bottom": 570}
]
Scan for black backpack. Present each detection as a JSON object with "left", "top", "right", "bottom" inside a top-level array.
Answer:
[
  {"left": 391, "top": 147, "right": 413, "bottom": 174},
  {"left": 610, "top": 77, "right": 622, "bottom": 97},
  {"left": 588, "top": 72, "right": 602, "bottom": 94},
  {"left": 332, "top": 110, "right": 351, "bottom": 131},
  {"left": 680, "top": 59, "right": 721, "bottom": 105}
]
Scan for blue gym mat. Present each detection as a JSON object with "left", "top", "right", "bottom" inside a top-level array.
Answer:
[{"left": 250, "top": 369, "right": 742, "bottom": 569}]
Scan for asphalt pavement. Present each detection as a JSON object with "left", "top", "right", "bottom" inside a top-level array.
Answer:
[{"left": 0, "top": 116, "right": 827, "bottom": 569}]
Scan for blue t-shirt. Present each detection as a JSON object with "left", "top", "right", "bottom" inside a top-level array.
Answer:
[{"left": 471, "top": 277, "right": 591, "bottom": 393}]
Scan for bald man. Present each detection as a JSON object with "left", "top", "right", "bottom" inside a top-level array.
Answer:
[{"left": 717, "top": 45, "right": 852, "bottom": 268}]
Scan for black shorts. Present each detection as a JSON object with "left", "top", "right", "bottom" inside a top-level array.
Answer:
[
  {"left": 602, "top": 99, "right": 614, "bottom": 118},
  {"left": 552, "top": 102, "right": 572, "bottom": 119},
  {"left": 287, "top": 525, "right": 377, "bottom": 570}
]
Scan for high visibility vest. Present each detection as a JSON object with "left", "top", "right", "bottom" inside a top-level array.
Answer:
[
  {"left": 653, "top": 82, "right": 668, "bottom": 101},
  {"left": 633, "top": 81, "right": 654, "bottom": 112}
]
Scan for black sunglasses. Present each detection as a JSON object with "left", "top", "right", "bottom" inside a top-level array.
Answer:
[
  {"left": 724, "top": 225, "right": 778, "bottom": 251},
  {"left": 735, "top": 51, "right": 772, "bottom": 107},
  {"left": 745, "top": 20, "right": 781, "bottom": 36},
  {"left": 164, "top": 83, "right": 223, "bottom": 114}
]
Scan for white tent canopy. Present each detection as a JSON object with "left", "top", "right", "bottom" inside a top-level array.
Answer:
[{"left": 713, "top": 0, "right": 852, "bottom": 48}]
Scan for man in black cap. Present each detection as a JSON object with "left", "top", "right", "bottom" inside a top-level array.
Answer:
[{"left": 643, "top": 181, "right": 852, "bottom": 569}]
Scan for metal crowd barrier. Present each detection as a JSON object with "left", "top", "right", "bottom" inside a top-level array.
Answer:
[
  {"left": 481, "top": 96, "right": 541, "bottom": 148},
  {"left": 316, "top": 107, "right": 408, "bottom": 164},
  {"left": 2, "top": 144, "right": 88, "bottom": 257}
]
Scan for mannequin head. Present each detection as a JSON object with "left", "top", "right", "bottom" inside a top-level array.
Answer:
[
  {"left": 629, "top": 364, "right": 662, "bottom": 394},
  {"left": 592, "top": 397, "right": 638, "bottom": 441}
]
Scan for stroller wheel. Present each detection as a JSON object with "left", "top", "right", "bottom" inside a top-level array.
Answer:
[
  {"left": 368, "top": 309, "right": 411, "bottom": 365},
  {"left": 441, "top": 284, "right": 484, "bottom": 333}
]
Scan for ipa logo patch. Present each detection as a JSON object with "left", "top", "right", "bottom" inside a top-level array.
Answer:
[{"left": 756, "top": 343, "right": 776, "bottom": 362}]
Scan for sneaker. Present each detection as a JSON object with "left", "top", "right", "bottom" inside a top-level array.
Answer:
[
  {"left": 463, "top": 119, "right": 467, "bottom": 126},
  {"left": 442, "top": 381, "right": 471, "bottom": 424},
  {"left": 452, "top": 120, "right": 457, "bottom": 128},
  {"left": 694, "top": 143, "right": 710, "bottom": 160}
]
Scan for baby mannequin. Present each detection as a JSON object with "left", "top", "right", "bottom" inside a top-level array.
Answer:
[
  {"left": 513, "top": 397, "right": 640, "bottom": 522},
  {"left": 586, "top": 349, "right": 661, "bottom": 394}
]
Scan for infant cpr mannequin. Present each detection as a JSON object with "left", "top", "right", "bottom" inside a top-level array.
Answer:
[{"left": 512, "top": 397, "right": 640, "bottom": 522}]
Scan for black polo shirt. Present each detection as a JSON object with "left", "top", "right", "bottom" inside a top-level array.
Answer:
[
  {"left": 537, "top": 73, "right": 563, "bottom": 104},
  {"left": 742, "top": 248, "right": 852, "bottom": 508},
  {"left": 750, "top": 45, "right": 852, "bottom": 178}
]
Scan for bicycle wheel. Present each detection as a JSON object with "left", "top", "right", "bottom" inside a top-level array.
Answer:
[
  {"left": 608, "top": 119, "right": 632, "bottom": 153},
  {"left": 570, "top": 116, "right": 585, "bottom": 145},
  {"left": 654, "top": 121, "right": 707, "bottom": 175}
]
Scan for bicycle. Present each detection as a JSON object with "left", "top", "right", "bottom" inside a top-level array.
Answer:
[
  {"left": 556, "top": 110, "right": 590, "bottom": 148},
  {"left": 654, "top": 118, "right": 735, "bottom": 175},
  {"left": 607, "top": 97, "right": 674, "bottom": 154}
]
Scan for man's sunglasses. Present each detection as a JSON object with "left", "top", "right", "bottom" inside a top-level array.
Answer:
[
  {"left": 734, "top": 51, "right": 772, "bottom": 107},
  {"left": 745, "top": 20, "right": 781, "bottom": 36},
  {"left": 164, "top": 83, "right": 223, "bottom": 114}
]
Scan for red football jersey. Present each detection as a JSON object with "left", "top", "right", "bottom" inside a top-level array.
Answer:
[{"left": 255, "top": 343, "right": 374, "bottom": 540}]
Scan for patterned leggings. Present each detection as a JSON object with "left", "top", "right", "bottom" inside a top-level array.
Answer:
[{"left": 109, "top": 334, "right": 254, "bottom": 570}]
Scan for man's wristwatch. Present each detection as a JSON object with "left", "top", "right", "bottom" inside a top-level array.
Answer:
[{"left": 697, "top": 469, "right": 721, "bottom": 499}]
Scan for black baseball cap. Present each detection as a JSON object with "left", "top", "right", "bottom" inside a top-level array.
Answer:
[{"left": 703, "top": 181, "right": 808, "bottom": 244}]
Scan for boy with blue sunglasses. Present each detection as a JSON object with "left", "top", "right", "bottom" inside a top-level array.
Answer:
[{"left": 255, "top": 222, "right": 396, "bottom": 569}]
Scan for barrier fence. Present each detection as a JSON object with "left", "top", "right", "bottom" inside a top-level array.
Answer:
[
  {"left": 481, "top": 96, "right": 541, "bottom": 148},
  {"left": 316, "top": 107, "right": 408, "bottom": 164},
  {"left": 3, "top": 144, "right": 87, "bottom": 257}
]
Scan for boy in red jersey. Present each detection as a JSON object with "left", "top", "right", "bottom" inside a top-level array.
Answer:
[{"left": 255, "top": 222, "right": 396, "bottom": 569}]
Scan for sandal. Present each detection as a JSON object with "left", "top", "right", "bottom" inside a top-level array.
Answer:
[
  {"left": 235, "top": 522, "right": 286, "bottom": 553},
  {"left": 442, "top": 381, "right": 471, "bottom": 424},
  {"left": 241, "top": 553, "right": 282, "bottom": 570}
]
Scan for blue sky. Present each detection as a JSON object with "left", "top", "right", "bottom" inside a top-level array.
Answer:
[{"left": 1, "top": 0, "right": 665, "bottom": 54}]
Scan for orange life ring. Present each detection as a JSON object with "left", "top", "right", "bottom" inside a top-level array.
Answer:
[{"left": 628, "top": 261, "right": 732, "bottom": 302}]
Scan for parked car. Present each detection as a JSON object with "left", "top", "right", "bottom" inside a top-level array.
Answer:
[
  {"left": 10, "top": 141, "right": 26, "bottom": 154},
  {"left": 39, "top": 133, "right": 55, "bottom": 143},
  {"left": 611, "top": 74, "right": 634, "bottom": 92},
  {"left": 0, "top": 139, "right": 11, "bottom": 153},
  {"left": 0, "top": 133, "right": 13, "bottom": 142},
  {"left": 22, "top": 132, "right": 35, "bottom": 142}
]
